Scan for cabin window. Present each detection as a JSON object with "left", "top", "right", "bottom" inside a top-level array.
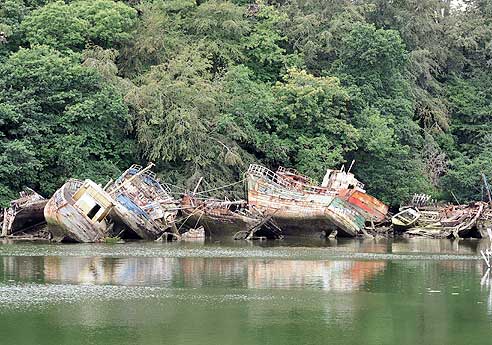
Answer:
[{"left": 87, "top": 204, "right": 101, "bottom": 220}]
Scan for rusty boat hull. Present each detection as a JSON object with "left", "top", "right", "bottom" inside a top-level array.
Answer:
[
  {"left": 180, "top": 195, "right": 283, "bottom": 239},
  {"left": 9, "top": 200, "right": 47, "bottom": 232},
  {"left": 2, "top": 197, "right": 47, "bottom": 236},
  {"left": 338, "top": 189, "right": 388, "bottom": 223},
  {"left": 44, "top": 180, "right": 113, "bottom": 242},
  {"left": 2, "top": 188, "right": 48, "bottom": 237},
  {"left": 181, "top": 207, "right": 261, "bottom": 238},
  {"left": 247, "top": 170, "right": 365, "bottom": 237}
]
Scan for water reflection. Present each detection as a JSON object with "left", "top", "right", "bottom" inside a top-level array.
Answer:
[
  {"left": 1, "top": 240, "right": 492, "bottom": 345},
  {"left": 247, "top": 260, "right": 386, "bottom": 291},
  {"left": 0, "top": 238, "right": 487, "bottom": 261},
  {"left": 0, "top": 238, "right": 488, "bottom": 291},
  {"left": 392, "top": 238, "right": 487, "bottom": 254},
  {"left": 1, "top": 256, "right": 387, "bottom": 292},
  {"left": 42, "top": 257, "right": 178, "bottom": 286}
]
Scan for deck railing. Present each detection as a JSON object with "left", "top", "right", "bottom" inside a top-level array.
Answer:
[
  {"left": 66, "top": 179, "right": 83, "bottom": 195},
  {"left": 276, "top": 166, "right": 318, "bottom": 185},
  {"left": 247, "top": 164, "right": 332, "bottom": 195},
  {"left": 121, "top": 165, "right": 172, "bottom": 197}
]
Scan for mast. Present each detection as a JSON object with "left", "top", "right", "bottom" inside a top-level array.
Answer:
[
  {"left": 482, "top": 173, "right": 492, "bottom": 208},
  {"left": 347, "top": 160, "right": 355, "bottom": 174}
]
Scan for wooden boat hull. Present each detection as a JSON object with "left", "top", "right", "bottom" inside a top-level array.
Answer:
[
  {"left": 181, "top": 207, "right": 260, "bottom": 237},
  {"left": 392, "top": 208, "right": 420, "bottom": 231},
  {"left": 110, "top": 198, "right": 164, "bottom": 240},
  {"left": 44, "top": 180, "right": 111, "bottom": 242},
  {"left": 247, "top": 175, "right": 365, "bottom": 237},
  {"left": 9, "top": 200, "right": 48, "bottom": 231},
  {"left": 2, "top": 199, "right": 48, "bottom": 236},
  {"left": 107, "top": 164, "right": 178, "bottom": 240}
]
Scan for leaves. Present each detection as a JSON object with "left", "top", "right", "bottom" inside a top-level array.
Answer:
[
  {"left": 20, "top": 0, "right": 136, "bottom": 51},
  {"left": 0, "top": 0, "right": 491, "bottom": 207},
  {"left": 0, "top": 45, "right": 135, "bottom": 203}
]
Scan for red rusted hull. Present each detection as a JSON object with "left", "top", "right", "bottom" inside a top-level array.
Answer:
[
  {"left": 246, "top": 164, "right": 388, "bottom": 237},
  {"left": 338, "top": 189, "right": 388, "bottom": 222}
]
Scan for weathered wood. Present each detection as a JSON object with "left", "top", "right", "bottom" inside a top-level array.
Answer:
[
  {"left": 44, "top": 179, "right": 114, "bottom": 242},
  {"left": 107, "top": 164, "right": 179, "bottom": 240},
  {"left": 1, "top": 189, "right": 47, "bottom": 237}
]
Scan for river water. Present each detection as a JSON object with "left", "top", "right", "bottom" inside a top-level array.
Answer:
[{"left": 0, "top": 237, "right": 491, "bottom": 345}]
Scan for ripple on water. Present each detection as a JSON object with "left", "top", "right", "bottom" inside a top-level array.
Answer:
[
  {"left": 0, "top": 243, "right": 481, "bottom": 261},
  {"left": 0, "top": 282, "right": 282, "bottom": 311}
]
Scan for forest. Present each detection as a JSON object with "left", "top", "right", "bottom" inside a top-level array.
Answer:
[{"left": 0, "top": 0, "right": 491, "bottom": 208}]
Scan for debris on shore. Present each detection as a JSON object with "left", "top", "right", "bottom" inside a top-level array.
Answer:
[
  {"left": 393, "top": 193, "right": 490, "bottom": 239},
  {"left": 1, "top": 188, "right": 48, "bottom": 240},
  {"left": 1, "top": 163, "right": 491, "bottom": 243},
  {"left": 180, "top": 226, "right": 205, "bottom": 241}
]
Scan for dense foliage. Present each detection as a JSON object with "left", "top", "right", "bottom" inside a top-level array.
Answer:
[{"left": 0, "top": 0, "right": 491, "bottom": 207}]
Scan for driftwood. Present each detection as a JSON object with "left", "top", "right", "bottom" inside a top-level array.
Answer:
[
  {"left": 181, "top": 226, "right": 205, "bottom": 240},
  {"left": 405, "top": 228, "right": 452, "bottom": 239},
  {"left": 233, "top": 209, "right": 283, "bottom": 240}
]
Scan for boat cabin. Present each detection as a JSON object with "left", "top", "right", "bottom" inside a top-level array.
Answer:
[
  {"left": 321, "top": 169, "right": 365, "bottom": 192},
  {"left": 72, "top": 180, "right": 114, "bottom": 223}
]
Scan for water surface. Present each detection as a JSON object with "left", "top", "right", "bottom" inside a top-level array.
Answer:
[{"left": 0, "top": 238, "right": 490, "bottom": 345}]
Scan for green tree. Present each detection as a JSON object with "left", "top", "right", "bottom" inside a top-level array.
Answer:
[
  {"left": 223, "top": 66, "right": 359, "bottom": 180},
  {"left": 271, "top": 68, "right": 359, "bottom": 179},
  {"left": 20, "top": 0, "right": 136, "bottom": 51},
  {"left": 0, "top": 45, "right": 134, "bottom": 204},
  {"left": 242, "top": 3, "right": 292, "bottom": 81},
  {"left": 71, "top": 0, "right": 137, "bottom": 48},
  {"left": 119, "top": 0, "right": 192, "bottom": 76},
  {"left": 126, "top": 47, "right": 252, "bottom": 193},
  {"left": 366, "top": 0, "right": 452, "bottom": 131},
  {"left": 20, "top": 1, "right": 89, "bottom": 50},
  {"left": 190, "top": 0, "right": 250, "bottom": 73},
  {"left": 441, "top": 136, "right": 492, "bottom": 203}
]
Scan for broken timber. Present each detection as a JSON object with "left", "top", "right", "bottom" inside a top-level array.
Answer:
[
  {"left": 402, "top": 200, "right": 486, "bottom": 239},
  {"left": 181, "top": 193, "right": 282, "bottom": 239},
  {"left": 1, "top": 188, "right": 47, "bottom": 238},
  {"left": 106, "top": 164, "right": 179, "bottom": 241}
]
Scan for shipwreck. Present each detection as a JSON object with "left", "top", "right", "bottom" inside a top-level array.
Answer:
[
  {"left": 1, "top": 188, "right": 47, "bottom": 238},
  {"left": 44, "top": 179, "right": 115, "bottom": 242},
  {"left": 246, "top": 164, "right": 388, "bottom": 238},
  {"left": 391, "top": 208, "right": 420, "bottom": 231},
  {"left": 403, "top": 202, "right": 486, "bottom": 239},
  {"left": 394, "top": 194, "right": 489, "bottom": 239},
  {"left": 180, "top": 193, "right": 282, "bottom": 239},
  {"left": 106, "top": 163, "right": 179, "bottom": 240}
]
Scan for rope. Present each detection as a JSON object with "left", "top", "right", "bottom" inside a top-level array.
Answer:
[
  {"left": 177, "top": 207, "right": 204, "bottom": 232},
  {"left": 195, "top": 178, "right": 247, "bottom": 195}
]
